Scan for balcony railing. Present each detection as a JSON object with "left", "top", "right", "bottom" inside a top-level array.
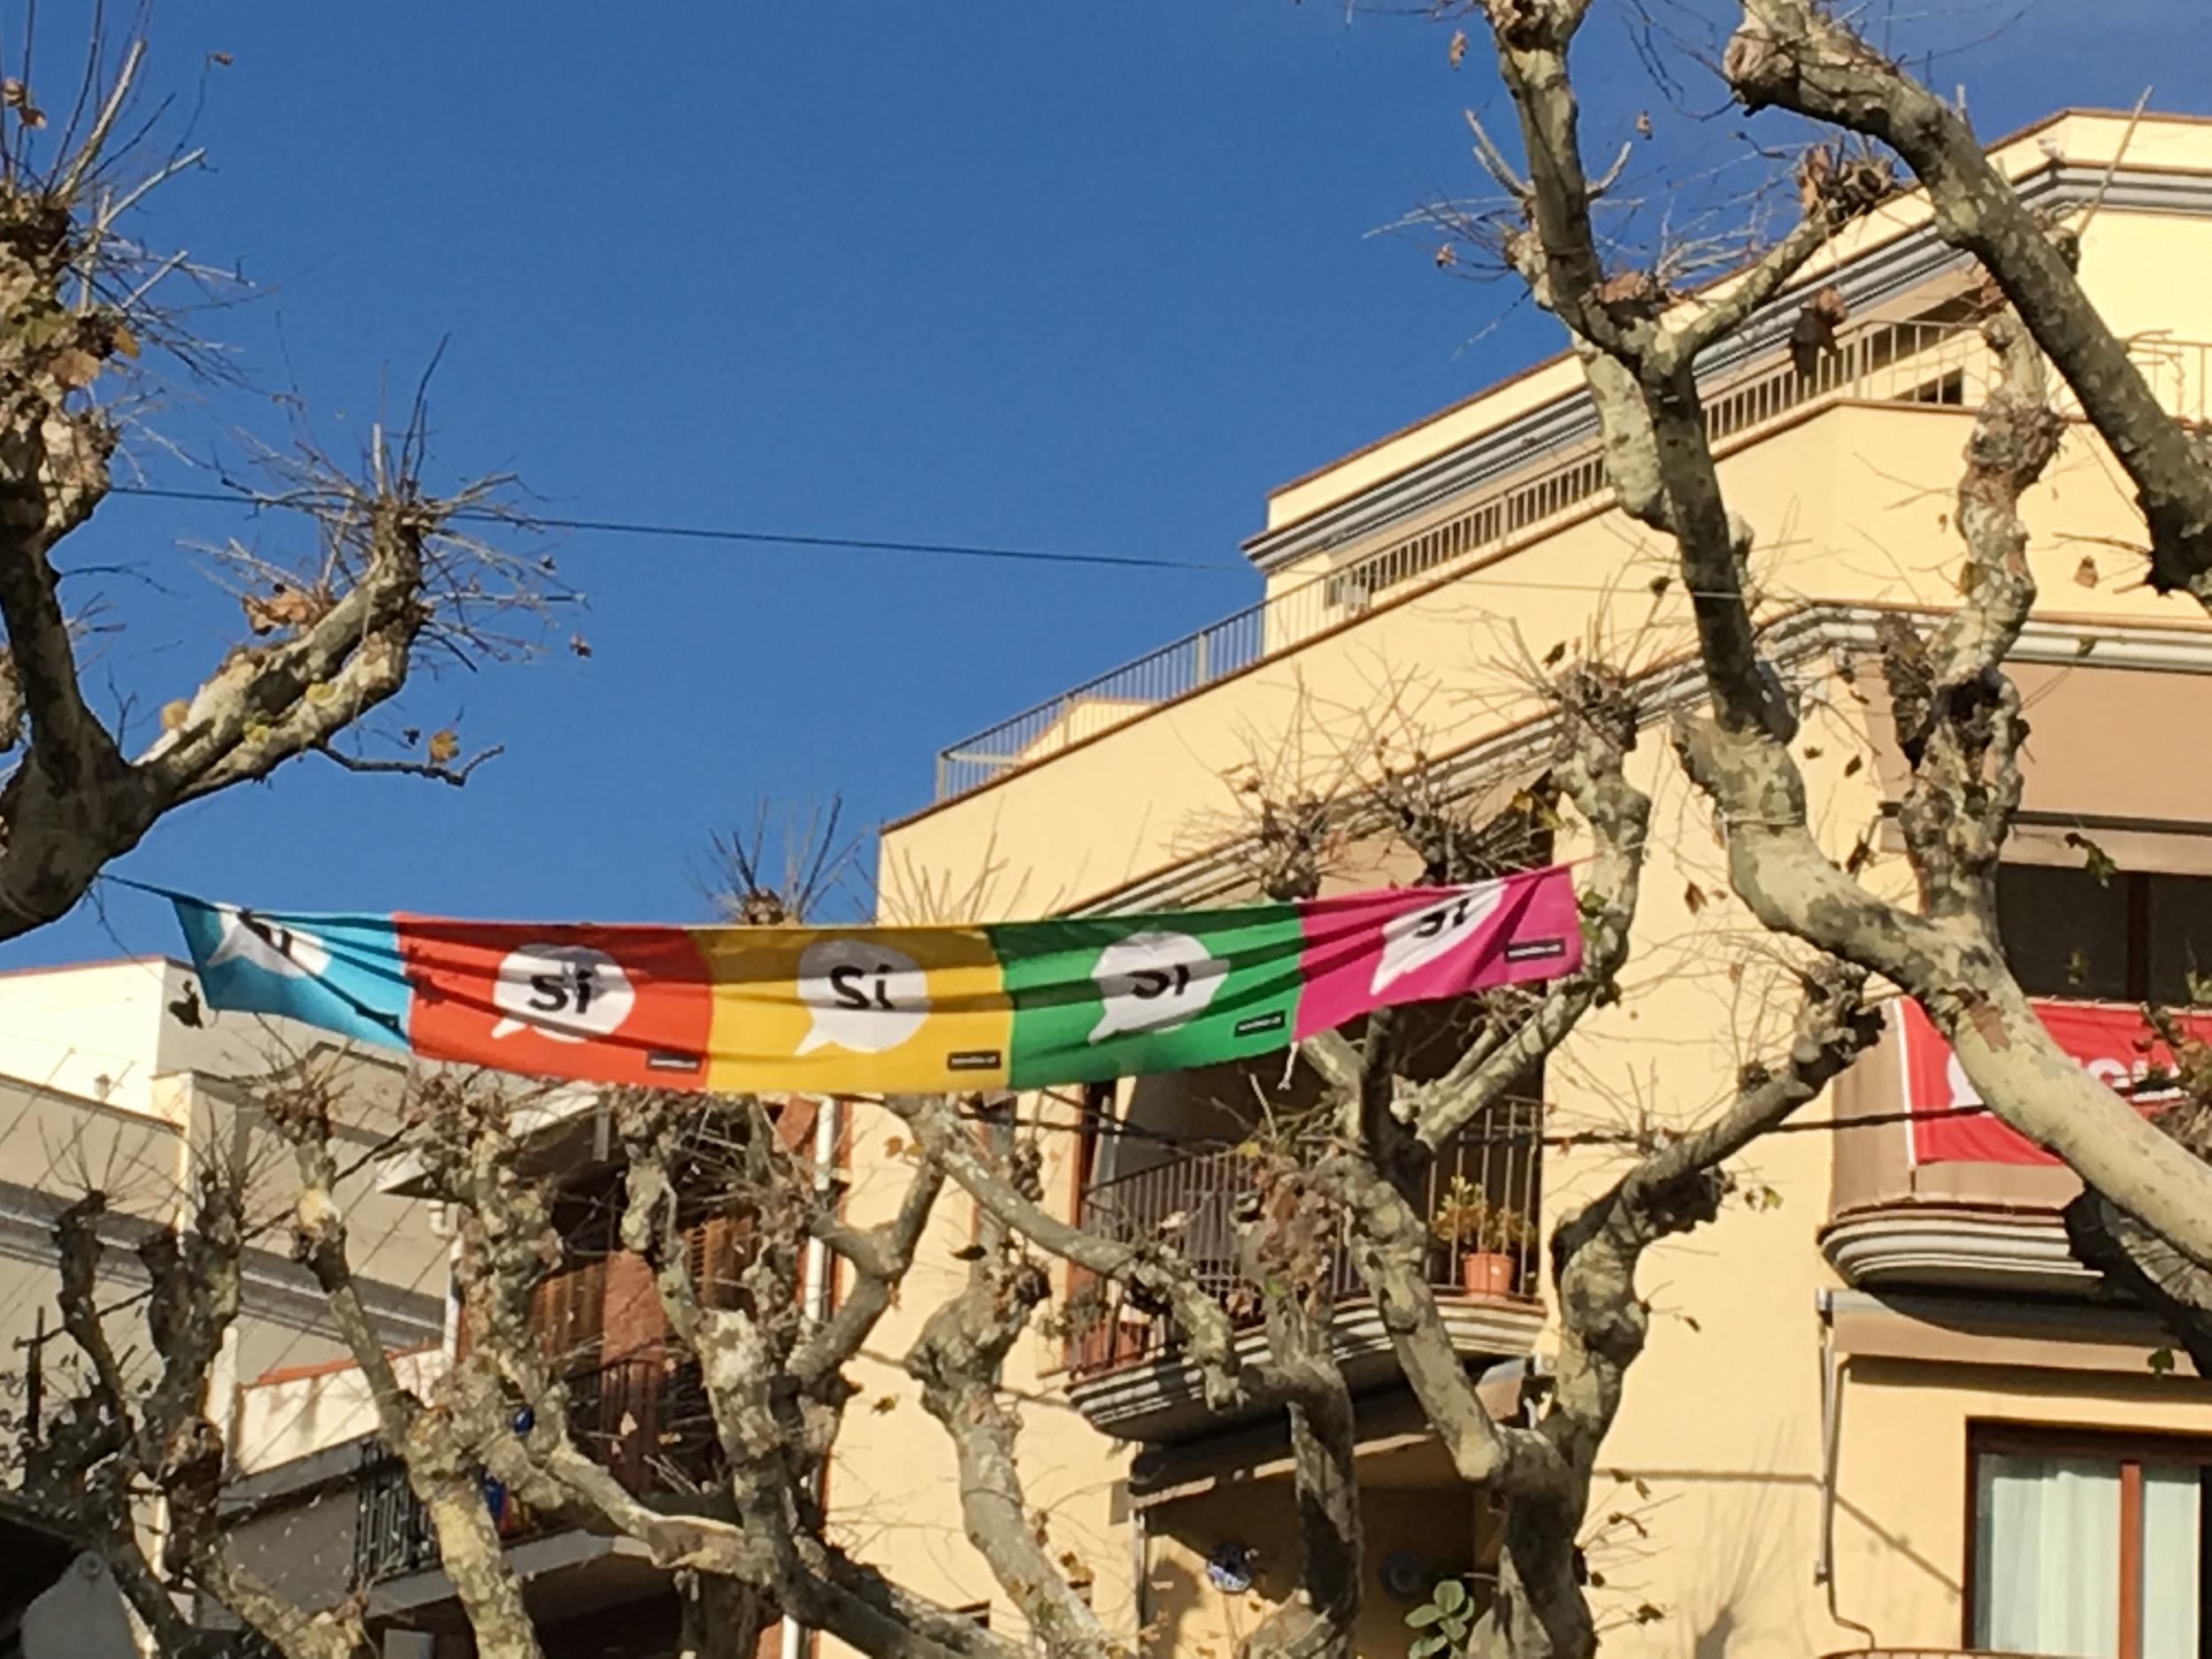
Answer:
[
  {"left": 351, "top": 1347, "right": 718, "bottom": 1587},
  {"left": 1064, "top": 1102, "right": 1544, "bottom": 1380},
  {"left": 931, "top": 323, "right": 2210, "bottom": 803}
]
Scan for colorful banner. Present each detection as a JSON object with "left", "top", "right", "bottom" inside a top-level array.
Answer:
[
  {"left": 1897, "top": 997, "right": 2212, "bottom": 1164},
  {"left": 167, "top": 866, "right": 1585, "bottom": 1095}
]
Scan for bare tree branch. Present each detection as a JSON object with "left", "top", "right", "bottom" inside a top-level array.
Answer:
[
  {"left": 2065, "top": 1029, "right": 2212, "bottom": 1374},
  {"left": 1666, "top": 145, "right": 1892, "bottom": 363},
  {"left": 264, "top": 1077, "right": 548, "bottom": 1659},
  {"left": 895, "top": 1091, "right": 1259, "bottom": 1411},
  {"left": 311, "top": 739, "right": 505, "bottom": 788},
  {"left": 799, "top": 1154, "right": 944, "bottom": 1389},
  {"left": 0, "top": 29, "right": 564, "bottom": 944},
  {"left": 1405, "top": 666, "right": 1647, "bottom": 1151},
  {"left": 1233, "top": 1162, "right": 1361, "bottom": 1659},
  {"left": 908, "top": 1255, "right": 1112, "bottom": 1659},
  {"left": 1723, "top": 0, "right": 2212, "bottom": 603}
]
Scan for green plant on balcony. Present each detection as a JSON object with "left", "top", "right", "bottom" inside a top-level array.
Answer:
[
  {"left": 1430, "top": 1179, "right": 1537, "bottom": 1296},
  {"left": 1430, "top": 1178, "right": 1535, "bottom": 1252}
]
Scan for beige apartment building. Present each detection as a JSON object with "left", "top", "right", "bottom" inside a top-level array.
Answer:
[
  {"left": 208, "top": 107, "right": 2212, "bottom": 1659},
  {"left": 0, "top": 956, "right": 449, "bottom": 1655},
  {"left": 830, "top": 108, "right": 2212, "bottom": 1659}
]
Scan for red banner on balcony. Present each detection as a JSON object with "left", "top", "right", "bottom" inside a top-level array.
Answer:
[{"left": 1898, "top": 998, "right": 2210, "bottom": 1165}]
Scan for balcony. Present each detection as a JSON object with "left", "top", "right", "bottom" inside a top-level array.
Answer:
[
  {"left": 352, "top": 1347, "right": 717, "bottom": 1588},
  {"left": 1821, "top": 995, "right": 2212, "bottom": 1299},
  {"left": 1062, "top": 1103, "right": 1545, "bottom": 1442},
  {"left": 930, "top": 324, "right": 2211, "bottom": 803}
]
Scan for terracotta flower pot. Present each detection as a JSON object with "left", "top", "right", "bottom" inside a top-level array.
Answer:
[{"left": 1460, "top": 1251, "right": 1517, "bottom": 1296}]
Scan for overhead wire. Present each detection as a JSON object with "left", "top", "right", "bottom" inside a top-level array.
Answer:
[
  {"left": 103, "top": 481, "right": 1832, "bottom": 602},
  {"left": 104, "top": 483, "right": 1246, "bottom": 575},
  {"left": 945, "top": 1085, "right": 2057, "bottom": 1148}
]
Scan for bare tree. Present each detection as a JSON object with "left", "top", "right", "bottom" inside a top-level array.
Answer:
[
  {"left": 0, "top": 23, "right": 557, "bottom": 941},
  {"left": 1696, "top": 0, "right": 2212, "bottom": 1358},
  {"left": 258, "top": 696, "right": 1899, "bottom": 1659},
  {"left": 21, "top": 1164, "right": 378, "bottom": 1659},
  {"left": 1444, "top": 0, "right": 2212, "bottom": 1409}
]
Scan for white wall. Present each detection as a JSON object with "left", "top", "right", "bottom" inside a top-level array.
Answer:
[{"left": 234, "top": 1347, "right": 451, "bottom": 1474}]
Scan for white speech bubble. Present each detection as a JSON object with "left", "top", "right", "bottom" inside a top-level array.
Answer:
[
  {"left": 795, "top": 939, "right": 929, "bottom": 1056},
  {"left": 209, "top": 906, "right": 331, "bottom": 979},
  {"left": 1370, "top": 881, "right": 1507, "bottom": 995},
  {"left": 1089, "top": 930, "right": 1229, "bottom": 1044},
  {"left": 1942, "top": 1051, "right": 1982, "bottom": 1110},
  {"left": 491, "top": 944, "right": 636, "bottom": 1043}
]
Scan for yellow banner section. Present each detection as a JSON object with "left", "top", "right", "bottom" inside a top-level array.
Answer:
[{"left": 699, "top": 926, "right": 1013, "bottom": 1093}]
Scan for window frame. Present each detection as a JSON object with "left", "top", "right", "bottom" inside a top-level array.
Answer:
[
  {"left": 1996, "top": 864, "right": 2212, "bottom": 1006},
  {"left": 1962, "top": 1420, "right": 2212, "bottom": 1659}
]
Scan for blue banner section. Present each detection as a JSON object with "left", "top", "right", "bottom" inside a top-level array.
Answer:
[{"left": 171, "top": 898, "right": 411, "bottom": 1048}]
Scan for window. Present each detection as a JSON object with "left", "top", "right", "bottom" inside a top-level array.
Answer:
[
  {"left": 1969, "top": 1425, "right": 2212, "bottom": 1659},
  {"left": 1997, "top": 864, "right": 2212, "bottom": 1005}
]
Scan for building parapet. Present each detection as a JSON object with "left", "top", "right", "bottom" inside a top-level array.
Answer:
[{"left": 930, "top": 319, "right": 2211, "bottom": 805}]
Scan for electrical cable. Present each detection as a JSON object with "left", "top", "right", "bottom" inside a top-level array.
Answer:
[
  {"left": 944, "top": 1088, "right": 2174, "bottom": 1148},
  {"left": 99, "top": 481, "right": 1828, "bottom": 601},
  {"left": 105, "top": 483, "right": 1245, "bottom": 575}
]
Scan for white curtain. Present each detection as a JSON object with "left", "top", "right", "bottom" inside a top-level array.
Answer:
[
  {"left": 1975, "top": 1453, "right": 2121, "bottom": 1658},
  {"left": 2141, "top": 1463, "right": 2202, "bottom": 1659}
]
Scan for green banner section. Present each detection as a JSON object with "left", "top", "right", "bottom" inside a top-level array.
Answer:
[{"left": 992, "top": 907, "right": 1308, "bottom": 1087}]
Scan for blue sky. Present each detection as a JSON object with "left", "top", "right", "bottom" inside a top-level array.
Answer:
[{"left": 17, "top": 0, "right": 2189, "bottom": 963}]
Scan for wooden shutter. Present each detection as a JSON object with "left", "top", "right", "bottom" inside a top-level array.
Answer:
[
  {"left": 683, "top": 1210, "right": 757, "bottom": 1312},
  {"left": 531, "top": 1256, "right": 608, "bottom": 1375}
]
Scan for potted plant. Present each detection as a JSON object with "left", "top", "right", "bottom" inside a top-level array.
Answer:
[{"left": 1431, "top": 1178, "right": 1536, "bottom": 1296}]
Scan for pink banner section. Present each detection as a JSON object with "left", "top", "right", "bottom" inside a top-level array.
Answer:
[{"left": 1292, "top": 864, "right": 1584, "bottom": 1040}]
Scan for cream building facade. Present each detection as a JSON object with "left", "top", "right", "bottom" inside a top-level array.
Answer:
[{"left": 827, "top": 109, "right": 2212, "bottom": 1659}]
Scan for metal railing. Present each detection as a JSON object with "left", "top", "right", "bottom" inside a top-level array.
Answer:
[
  {"left": 1063, "top": 1100, "right": 1545, "bottom": 1380},
  {"left": 350, "top": 1347, "right": 718, "bottom": 1587},
  {"left": 933, "top": 321, "right": 2211, "bottom": 803},
  {"left": 2130, "top": 335, "right": 2212, "bottom": 426},
  {"left": 352, "top": 1441, "right": 442, "bottom": 1586},
  {"left": 568, "top": 1345, "right": 718, "bottom": 1491}
]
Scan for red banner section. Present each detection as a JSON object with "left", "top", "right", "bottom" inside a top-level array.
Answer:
[
  {"left": 1898, "top": 998, "right": 2212, "bottom": 1165},
  {"left": 399, "top": 919, "right": 715, "bottom": 1088}
]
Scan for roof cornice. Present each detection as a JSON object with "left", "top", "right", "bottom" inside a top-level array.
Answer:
[
  {"left": 1076, "top": 603, "right": 2212, "bottom": 916},
  {"left": 1245, "top": 163, "right": 2212, "bottom": 576},
  {"left": 0, "top": 1175, "right": 442, "bottom": 1346}
]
